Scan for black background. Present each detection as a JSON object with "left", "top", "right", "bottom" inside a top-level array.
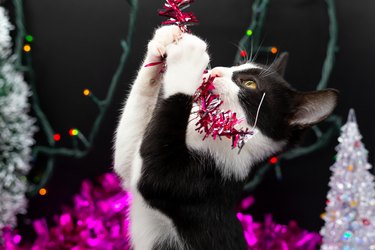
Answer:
[{"left": 7, "top": 0, "right": 375, "bottom": 233}]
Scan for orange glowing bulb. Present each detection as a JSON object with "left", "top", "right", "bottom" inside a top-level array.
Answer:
[
  {"left": 39, "top": 188, "right": 47, "bottom": 196},
  {"left": 271, "top": 47, "right": 278, "bottom": 54},
  {"left": 23, "top": 44, "right": 31, "bottom": 52},
  {"left": 83, "top": 89, "right": 90, "bottom": 96}
]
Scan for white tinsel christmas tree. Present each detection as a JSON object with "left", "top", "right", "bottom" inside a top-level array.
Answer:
[
  {"left": 0, "top": 7, "right": 36, "bottom": 231},
  {"left": 321, "top": 109, "right": 375, "bottom": 250}
]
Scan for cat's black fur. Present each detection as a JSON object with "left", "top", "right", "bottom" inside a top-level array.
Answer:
[{"left": 139, "top": 94, "right": 247, "bottom": 250}]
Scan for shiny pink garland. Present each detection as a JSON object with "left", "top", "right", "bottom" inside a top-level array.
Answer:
[
  {"left": 193, "top": 75, "right": 254, "bottom": 151},
  {"left": 0, "top": 173, "right": 321, "bottom": 250},
  {"left": 158, "top": 0, "right": 198, "bottom": 32}
]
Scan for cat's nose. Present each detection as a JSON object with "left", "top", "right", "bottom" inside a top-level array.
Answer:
[{"left": 211, "top": 67, "right": 225, "bottom": 77}]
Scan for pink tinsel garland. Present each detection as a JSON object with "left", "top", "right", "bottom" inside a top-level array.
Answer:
[
  {"left": 193, "top": 75, "right": 254, "bottom": 151},
  {"left": 158, "top": 0, "right": 198, "bottom": 32},
  {"left": 1, "top": 173, "right": 321, "bottom": 250}
]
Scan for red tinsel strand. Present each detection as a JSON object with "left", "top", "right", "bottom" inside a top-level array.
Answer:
[
  {"left": 193, "top": 76, "right": 254, "bottom": 151},
  {"left": 158, "top": 0, "right": 198, "bottom": 32}
]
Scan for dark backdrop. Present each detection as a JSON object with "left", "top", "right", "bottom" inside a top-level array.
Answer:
[{"left": 12, "top": 0, "right": 375, "bottom": 232}]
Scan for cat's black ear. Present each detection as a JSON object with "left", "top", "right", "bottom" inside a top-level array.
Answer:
[
  {"left": 272, "top": 52, "right": 289, "bottom": 77},
  {"left": 289, "top": 89, "right": 339, "bottom": 127}
]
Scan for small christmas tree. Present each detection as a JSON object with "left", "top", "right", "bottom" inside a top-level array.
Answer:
[
  {"left": 321, "top": 109, "right": 375, "bottom": 250},
  {"left": 0, "top": 7, "right": 35, "bottom": 232}
]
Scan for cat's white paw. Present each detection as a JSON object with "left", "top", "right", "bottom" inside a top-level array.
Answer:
[
  {"left": 147, "top": 26, "right": 182, "bottom": 59},
  {"left": 163, "top": 34, "right": 210, "bottom": 98}
]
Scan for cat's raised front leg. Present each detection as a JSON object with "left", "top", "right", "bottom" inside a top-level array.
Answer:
[
  {"left": 114, "top": 25, "right": 182, "bottom": 189},
  {"left": 139, "top": 34, "right": 211, "bottom": 200}
]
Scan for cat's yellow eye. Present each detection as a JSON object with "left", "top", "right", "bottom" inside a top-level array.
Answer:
[{"left": 243, "top": 80, "right": 257, "bottom": 89}]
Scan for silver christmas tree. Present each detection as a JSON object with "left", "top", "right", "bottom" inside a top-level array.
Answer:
[
  {"left": 321, "top": 109, "right": 375, "bottom": 250},
  {"left": 0, "top": 7, "right": 36, "bottom": 231}
]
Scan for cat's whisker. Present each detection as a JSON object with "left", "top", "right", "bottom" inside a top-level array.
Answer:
[
  {"left": 230, "top": 42, "right": 248, "bottom": 65},
  {"left": 251, "top": 37, "right": 265, "bottom": 63},
  {"left": 251, "top": 92, "right": 266, "bottom": 131},
  {"left": 259, "top": 58, "right": 276, "bottom": 78},
  {"left": 249, "top": 39, "right": 254, "bottom": 63},
  {"left": 262, "top": 71, "right": 277, "bottom": 78}
]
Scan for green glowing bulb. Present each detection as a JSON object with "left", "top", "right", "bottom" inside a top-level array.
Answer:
[
  {"left": 246, "top": 29, "right": 253, "bottom": 36},
  {"left": 69, "top": 128, "right": 79, "bottom": 136},
  {"left": 343, "top": 231, "right": 352, "bottom": 240},
  {"left": 25, "top": 35, "right": 34, "bottom": 42}
]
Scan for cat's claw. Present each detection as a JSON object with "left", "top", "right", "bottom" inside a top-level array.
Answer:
[
  {"left": 148, "top": 41, "right": 166, "bottom": 59},
  {"left": 147, "top": 25, "right": 183, "bottom": 59}
]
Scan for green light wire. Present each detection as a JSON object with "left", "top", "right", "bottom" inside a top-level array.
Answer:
[{"left": 234, "top": 0, "right": 270, "bottom": 64}]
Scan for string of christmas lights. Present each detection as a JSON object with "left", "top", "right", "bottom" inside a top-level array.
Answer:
[
  {"left": 241, "top": 0, "right": 342, "bottom": 193},
  {"left": 11, "top": 0, "right": 341, "bottom": 196},
  {"left": 11, "top": 0, "right": 139, "bottom": 196}
]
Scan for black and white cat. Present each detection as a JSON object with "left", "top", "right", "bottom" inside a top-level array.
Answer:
[{"left": 114, "top": 26, "right": 338, "bottom": 250}]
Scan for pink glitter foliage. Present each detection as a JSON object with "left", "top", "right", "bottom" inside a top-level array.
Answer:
[
  {"left": 1, "top": 173, "right": 131, "bottom": 250},
  {"left": 1, "top": 172, "right": 321, "bottom": 250},
  {"left": 193, "top": 76, "right": 254, "bottom": 151}
]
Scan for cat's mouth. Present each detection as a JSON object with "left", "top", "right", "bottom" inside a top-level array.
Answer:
[{"left": 211, "top": 77, "right": 225, "bottom": 96}]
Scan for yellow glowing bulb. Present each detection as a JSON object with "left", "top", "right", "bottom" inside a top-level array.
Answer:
[
  {"left": 350, "top": 201, "right": 358, "bottom": 207},
  {"left": 23, "top": 44, "right": 31, "bottom": 52},
  {"left": 83, "top": 89, "right": 90, "bottom": 96},
  {"left": 271, "top": 47, "right": 278, "bottom": 54},
  {"left": 347, "top": 165, "right": 354, "bottom": 171},
  {"left": 39, "top": 188, "right": 47, "bottom": 196}
]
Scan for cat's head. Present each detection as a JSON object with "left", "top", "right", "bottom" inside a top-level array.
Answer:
[
  {"left": 186, "top": 52, "right": 338, "bottom": 179},
  {"left": 208, "top": 52, "right": 338, "bottom": 147}
]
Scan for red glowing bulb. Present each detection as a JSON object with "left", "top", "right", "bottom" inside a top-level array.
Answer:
[
  {"left": 362, "top": 218, "right": 370, "bottom": 226},
  {"left": 53, "top": 134, "right": 61, "bottom": 141},
  {"left": 240, "top": 50, "right": 247, "bottom": 58},
  {"left": 269, "top": 156, "right": 278, "bottom": 165}
]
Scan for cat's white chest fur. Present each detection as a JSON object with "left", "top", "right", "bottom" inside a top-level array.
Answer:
[{"left": 129, "top": 169, "right": 182, "bottom": 249}]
